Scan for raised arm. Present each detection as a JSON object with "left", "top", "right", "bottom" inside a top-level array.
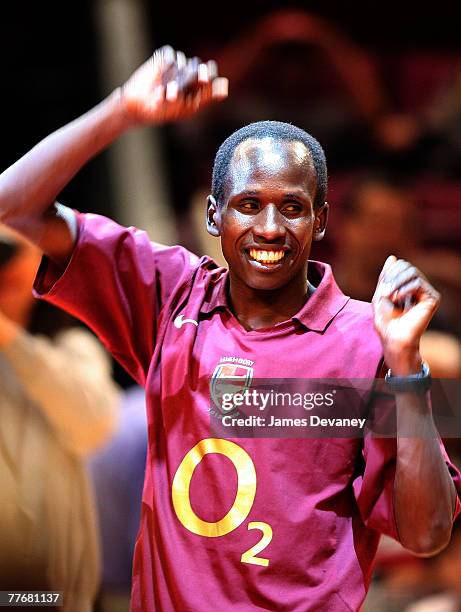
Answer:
[
  {"left": 0, "top": 46, "right": 228, "bottom": 262},
  {"left": 372, "top": 255, "right": 458, "bottom": 555}
]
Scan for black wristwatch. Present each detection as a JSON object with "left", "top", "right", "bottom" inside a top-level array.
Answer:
[{"left": 384, "top": 362, "right": 432, "bottom": 394}]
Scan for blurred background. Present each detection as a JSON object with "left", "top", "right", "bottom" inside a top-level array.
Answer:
[{"left": 2, "top": 1, "right": 461, "bottom": 610}]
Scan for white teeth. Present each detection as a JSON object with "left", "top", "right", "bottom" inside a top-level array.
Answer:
[{"left": 249, "top": 249, "right": 285, "bottom": 264}]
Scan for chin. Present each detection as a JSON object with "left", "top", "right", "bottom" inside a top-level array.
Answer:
[{"left": 244, "top": 274, "right": 292, "bottom": 292}]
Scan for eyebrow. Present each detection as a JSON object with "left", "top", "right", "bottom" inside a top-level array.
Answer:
[
  {"left": 237, "top": 190, "right": 260, "bottom": 197},
  {"left": 236, "top": 189, "right": 309, "bottom": 198},
  {"left": 283, "top": 191, "right": 308, "bottom": 199}
]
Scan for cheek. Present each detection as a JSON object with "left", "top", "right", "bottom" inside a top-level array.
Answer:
[
  {"left": 290, "top": 220, "right": 315, "bottom": 250},
  {"left": 221, "top": 213, "right": 251, "bottom": 245}
]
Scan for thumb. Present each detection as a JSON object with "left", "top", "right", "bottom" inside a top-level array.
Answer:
[
  {"left": 382, "top": 254, "right": 397, "bottom": 274},
  {"left": 378, "top": 254, "right": 397, "bottom": 290}
]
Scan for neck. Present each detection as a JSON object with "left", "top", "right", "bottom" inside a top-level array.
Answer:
[{"left": 228, "top": 273, "right": 309, "bottom": 331}]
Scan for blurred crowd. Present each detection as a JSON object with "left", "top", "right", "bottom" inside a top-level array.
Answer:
[{"left": 1, "top": 7, "right": 461, "bottom": 612}]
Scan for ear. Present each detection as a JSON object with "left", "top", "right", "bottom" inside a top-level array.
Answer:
[
  {"left": 206, "top": 195, "right": 221, "bottom": 237},
  {"left": 313, "top": 202, "right": 329, "bottom": 242}
]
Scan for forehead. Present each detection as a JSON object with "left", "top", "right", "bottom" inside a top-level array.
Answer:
[{"left": 225, "top": 137, "right": 316, "bottom": 198}]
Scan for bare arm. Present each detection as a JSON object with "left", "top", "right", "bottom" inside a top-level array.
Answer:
[
  {"left": 373, "top": 256, "right": 456, "bottom": 555},
  {"left": 0, "top": 46, "right": 228, "bottom": 262},
  {"left": 0, "top": 92, "right": 130, "bottom": 260}
]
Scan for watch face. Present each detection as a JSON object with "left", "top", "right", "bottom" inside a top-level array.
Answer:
[{"left": 0, "top": 240, "right": 19, "bottom": 269}]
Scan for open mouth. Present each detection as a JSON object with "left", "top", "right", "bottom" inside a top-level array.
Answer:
[{"left": 247, "top": 248, "right": 287, "bottom": 266}]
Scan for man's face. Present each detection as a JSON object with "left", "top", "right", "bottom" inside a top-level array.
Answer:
[
  {"left": 342, "top": 182, "right": 417, "bottom": 266},
  {"left": 210, "top": 138, "right": 326, "bottom": 292}
]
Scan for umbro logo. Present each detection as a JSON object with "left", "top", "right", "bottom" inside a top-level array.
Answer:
[{"left": 174, "top": 314, "right": 199, "bottom": 329}]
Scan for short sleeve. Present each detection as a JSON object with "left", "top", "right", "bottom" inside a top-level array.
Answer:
[
  {"left": 33, "top": 212, "right": 199, "bottom": 386},
  {"left": 352, "top": 435, "right": 400, "bottom": 540},
  {"left": 353, "top": 418, "right": 461, "bottom": 541}
]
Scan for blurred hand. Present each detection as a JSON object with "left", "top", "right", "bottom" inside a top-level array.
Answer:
[
  {"left": 120, "top": 45, "right": 228, "bottom": 125},
  {"left": 372, "top": 255, "right": 440, "bottom": 374}
]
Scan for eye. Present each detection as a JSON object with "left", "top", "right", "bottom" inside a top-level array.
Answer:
[
  {"left": 282, "top": 201, "right": 303, "bottom": 214},
  {"left": 238, "top": 200, "right": 259, "bottom": 212}
]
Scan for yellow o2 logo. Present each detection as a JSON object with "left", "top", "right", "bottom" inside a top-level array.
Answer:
[{"left": 172, "top": 438, "right": 272, "bottom": 566}]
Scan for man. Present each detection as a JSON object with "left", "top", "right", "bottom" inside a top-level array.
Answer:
[{"left": 0, "top": 46, "right": 459, "bottom": 611}]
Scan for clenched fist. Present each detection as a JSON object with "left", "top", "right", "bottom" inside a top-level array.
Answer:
[
  {"left": 372, "top": 255, "right": 440, "bottom": 374},
  {"left": 120, "top": 45, "right": 228, "bottom": 125}
]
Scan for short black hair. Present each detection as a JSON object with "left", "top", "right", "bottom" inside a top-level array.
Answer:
[{"left": 211, "top": 120, "right": 327, "bottom": 209}]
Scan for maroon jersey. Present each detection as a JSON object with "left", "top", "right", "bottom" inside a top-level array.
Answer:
[{"left": 34, "top": 213, "right": 461, "bottom": 611}]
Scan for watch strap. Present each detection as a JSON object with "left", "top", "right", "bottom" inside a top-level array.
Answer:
[{"left": 384, "top": 361, "right": 432, "bottom": 394}]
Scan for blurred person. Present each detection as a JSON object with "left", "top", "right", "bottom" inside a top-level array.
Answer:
[
  {"left": 89, "top": 385, "right": 147, "bottom": 612},
  {"left": 0, "top": 46, "right": 460, "bottom": 612},
  {"left": 333, "top": 175, "right": 420, "bottom": 301},
  {"left": 210, "top": 9, "right": 388, "bottom": 161},
  {"left": 404, "top": 522, "right": 461, "bottom": 612},
  {"left": 412, "top": 250, "right": 461, "bottom": 339},
  {"left": 333, "top": 179, "right": 461, "bottom": 337},
  {"left": 420, "top": 330, "right": 461, "bottom": 465},
  {"left": 373, "top": 59, "right": 461, "bottom": 177},
  {"left": 173, "top": 8, "right": 390, "bottom": 241},
  {"left": 364, "top": 523, "right": 461, "bottom": 612},
  {"left": 0, "top": 225, "right": 119, "bottom": 610},
  {"left": 420, "top": 331, "right": 461, "bottom": 379}
]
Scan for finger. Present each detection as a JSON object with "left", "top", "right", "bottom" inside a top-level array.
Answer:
[
  {"left": 160, "top": 49, "right": 192, "bottom": 91},
  {"left": 384, "top": 265, "right": 421, "bottom": 297},
  {"left": 211, "top": 77, "right": 229, "bottom": 100},
  {"left": 184, "top": 76, "right": 227, "bottom": 110},
  {"left": 389, "top": 278, "right": 440, "bottom": 305},
  {"left": 154, "top": 45, "right": 176, "bottom": 74},
  {"left": 207, "top": 60, "right": 218, "bottom": 80},
  {"left": 174, "top": 55, "right": 225, "bottom": 99},
  {"left": 179, "top": 57, "right": 201, "bottom": 91},
  {"left": 381, "top": 254, "right": 397, "bottom": 276},
  {"left": 183, "top": 88, "right": 203, "bottom": 111},
  {"left": 372, "top": 294, "right": 395, "bottom": 329},
  {"left": 381, "top": 258, "right": 412, "bottom": 283},
  {"left": 372, "top": 280, "right": 392, "bottom": 305},
  {"left": 176, "top": 50, "right": 187, "bottom": 70},
  {"left": 376, "top": 256, "right": 399, "bottom": 298},
  {"left": 165, "top": 80, "right": 179, "bottom": 102},
  {"left": 157, "top": 74, "right": 227, "bottom": 121},
  {"left": 373, "top": 256, "right": 411, "bottom": 299},
  {"left": 388, "top": 279, "right": 422, "bottom": 311},
  {"left": 380, "top": 259, "right": 417, "bottom": 296},
  {"left": 383, "top": 259, "right": 414, "bottom": 279},
  {"left": 160, "top": 63, "right": 179, "bottom": 88},
  {"left": 377, "top": 254, "right": 397, "bottom": 287},
  {"left": 159, "top": 45, "right": 175, "bottom": 64},
  {"left": 198, "top": 62, "right": 209, "bottom": 84}
]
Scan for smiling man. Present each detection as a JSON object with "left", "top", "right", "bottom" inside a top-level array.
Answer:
[
  {"left": 207, "top": 123, "right": 328, "bottom": 331},
  {"left": 0, "top": 46, "right": 460, "bottom": 612}
]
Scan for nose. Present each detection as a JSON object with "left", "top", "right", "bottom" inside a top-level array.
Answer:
[{"left": 252, "top": 204, "right": 286, "bottom": 244}]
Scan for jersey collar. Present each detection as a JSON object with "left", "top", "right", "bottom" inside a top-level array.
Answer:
[
  {"left": 292, "top": 261, "right": 350, "bottom": 332},
  {"left": 199, "top": 260, "right": 349, "bottom": 333}
]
